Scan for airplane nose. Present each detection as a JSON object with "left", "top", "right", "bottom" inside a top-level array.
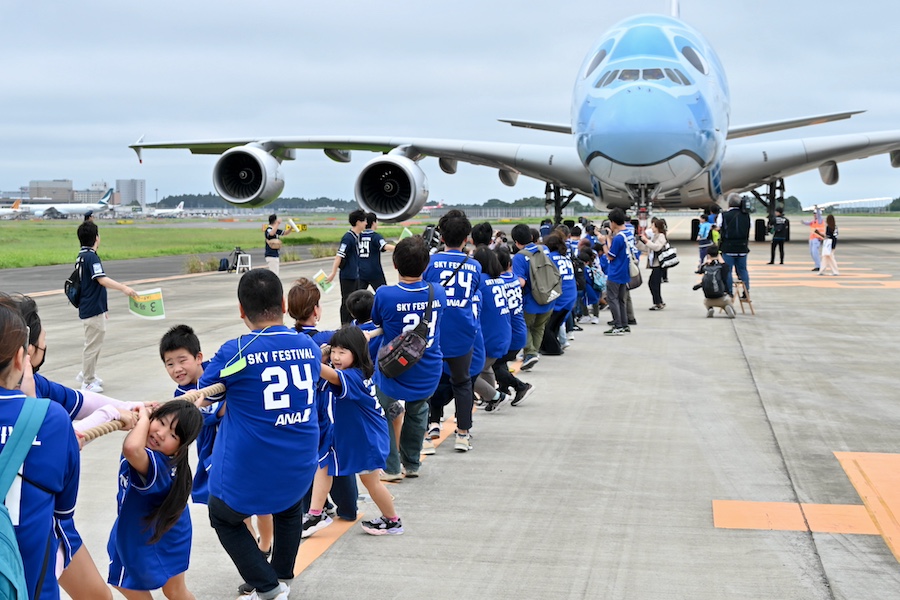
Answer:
[{"left": 577, "top": 87, "right": 715, "bottom": 168}]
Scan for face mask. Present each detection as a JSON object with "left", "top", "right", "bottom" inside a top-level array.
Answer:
[{"left": 31, "top": 346, "right": 46, "bottom": 374}]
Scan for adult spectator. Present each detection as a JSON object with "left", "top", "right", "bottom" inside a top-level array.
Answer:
[
  {"left": 471, "top": 221, "right": 493, "bottom": 247},
  {"left": 639, "top": 219, "right": 669, "bottom": 310},
  {"left": 75, "top": 221, "right": 137, "bottom": 393},
  {"left": 358, "top": 213, "right": 395, "bottom": 291},
  {"left": 372, "top": 236, "right": 446, "bottom": 478},
  {"left": 199, "top": 269, "right": 320, "bottom": 600},
  {"left": 540, "top": 233, "right": 576, "bottom": 355},
  {"left": 511, "top": 223, "right": 555, "bottom": 370},
  {"left": 326, "top": 209, "right": 367, "bottom": 324},
  {"left": 768, "top": 208, "right": 790, "bottom": 265},
  {"left": 539, "top": 219, "right": 552, "bottom": 240},
  {"left": 816, "top": 214, "right": 840, "bottom": 276},
  {"left": 802, "top": 209, "right": 825, "bottom": 271},
  {"left": 598, "top": 208, "right": 630, "bottom": 335},
  {"left": 83, "top": 210, "right": 94, "bottom": 222},
  {"left": 423, "top": 210, "right": 481, "bottom": 452},
  {"left": 719, "top": 193, "right": 752, "bottom": 295},
  {"left": 264, "top": 214, "right": 292, "bottom": 277}
]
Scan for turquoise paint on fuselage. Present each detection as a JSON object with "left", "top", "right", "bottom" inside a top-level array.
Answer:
[{"left": 572, "top": 14, "right": 729, "bottom": 197}]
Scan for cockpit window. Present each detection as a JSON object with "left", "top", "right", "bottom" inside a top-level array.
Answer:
[
  {"left": 674, "top": 36, "right": 709, "bottom": 75},
  {"left": 600, "top": 70, "right": 619, "bottom": 87},
  {"left": 584, "top": 49, "right": 608, "bottom": 79},
  {"left": 642, "top": 68, "right": 664, "bottom": 81},
  {"left": 618, "top": 69, "right": 640, "bottom": 82},
  {"left": 674, "top": 68, "right": 692, "bottom": 85},
  {"left": 664, "top": 68, "right": 680, "bottom": 83}
]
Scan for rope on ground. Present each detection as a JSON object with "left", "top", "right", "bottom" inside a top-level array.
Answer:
[{"left": 78, "top": 382, "right": 226, "bottom": 443}]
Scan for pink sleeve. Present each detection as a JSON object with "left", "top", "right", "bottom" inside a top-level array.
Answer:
[
  {"left": 72, "top": 405, "right": 122, "bottom": 434},
  {"left": 75, "top": 390, "right": 141, "bottom": 420}
]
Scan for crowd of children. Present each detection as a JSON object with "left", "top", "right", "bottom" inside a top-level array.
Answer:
[{"left": 2, "top": 206, "right": 760, "bottom": 600}]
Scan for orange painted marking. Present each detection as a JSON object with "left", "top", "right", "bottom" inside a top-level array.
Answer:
[
  {"left": 836, "top": 452, "right": 900, "bottom": 563},
  {"left": 714, "top": 452, "right": 900, "bottom": 563},
  {"left": 713, "top": 500, "right": 878, "bottom": 535},
  {"left": 293, "top": 512, "right": 364, "bottom": 575}
]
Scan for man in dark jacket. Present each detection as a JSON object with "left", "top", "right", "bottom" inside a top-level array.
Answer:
[
  {"left": 718, "top": 193, "right": 751, "bottom": 295},
  {"left": 768, "top": 208, "right": 789, "bottom": 264}
]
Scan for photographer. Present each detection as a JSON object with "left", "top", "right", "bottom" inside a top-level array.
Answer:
[{"left": 718, "top": 193, "right": 752, "bottom": 295}]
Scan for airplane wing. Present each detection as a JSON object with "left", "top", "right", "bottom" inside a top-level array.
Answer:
[
  {"left": 800, "top": 197, "right": 892, "bottom": 211},
  {"left": 497, "top": 119, "right": 572, "bottom": 134},
  {"left": 720, "top": 129, "right": 900, "bottom": 193},
  {"left": 726, "top": 110, "right": 865, "bottom": 139}
]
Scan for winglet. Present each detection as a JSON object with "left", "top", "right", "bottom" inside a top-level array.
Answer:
[
  {"left": 671, "top": 0, "right": 680, "bottom": 18},
  {"left": 132, "top": 136, "right": 145, "bottom": 164}
]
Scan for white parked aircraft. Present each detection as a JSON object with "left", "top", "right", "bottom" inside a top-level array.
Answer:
[
  {"left": 801, "top": 197, "right": 893, "bottom": 212},
  {"left": 151, "top": 201, "right": 184, "bottom": 217},
  {"left": 0, "top": 200, "right": 25, "bottom": 217},
  {"left": 130, "top": 3, "right": 900, "bottom": 237},
  {"left": 21, "top": 189, "right": 113, "bottom": 219}
]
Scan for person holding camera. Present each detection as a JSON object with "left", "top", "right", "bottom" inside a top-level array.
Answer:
[
  {"left": 264, "top": 214, "right": 292, "bottom": 277},
  {"left": 639, "top": 218, "right": 669, "bottom": 310},
  {"left": 718, "top": 193, "right": 752, "bottom": 295}
]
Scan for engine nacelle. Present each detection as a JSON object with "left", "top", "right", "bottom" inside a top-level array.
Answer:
[
  {"left": 355, "top": 155, "right": 429, "bottom": 222},
  {"left": 213, "top": 144, "right": 285, "bottom": 207}
]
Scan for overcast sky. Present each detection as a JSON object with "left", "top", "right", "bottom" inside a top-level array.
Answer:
[{"left": 1, "top": 0, "right": 897, "bottom": 207}]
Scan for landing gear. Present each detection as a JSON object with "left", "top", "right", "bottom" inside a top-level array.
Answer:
[
  {"left": 627, "top": 184, "right": 659, "bottom": 235},
  {"left": 544, "top": 183, "right": 577, "bottom": 226},
  {"left": 750, "top": 179, "right": 785, "bottom": 242}
]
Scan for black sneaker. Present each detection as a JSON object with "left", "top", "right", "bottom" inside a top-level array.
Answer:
[
  {"left": 628, "top": 319, "right": 637, "bottom": 325},
  {"left": 511, "top": 383, "right": 534, "bottom": 406},
  {"left": 361, "top": 516, "right": 404, "bottom": 536},
  {"left": 520, "top": 354, "right": 539, "bottom": 371},
  {"left": 621, "top": 326, "right": 631, "bottom": 333},
  {"left": 301, "top": 512, "right": 333, "bottom": 538},
  {"left": 238, "top": 583, "right": 254, "bottom": 595},
  {"left": 603, "top": 327, "right": 624, "bottom": 336},
  {"left": 484, "top": 392, "right": 508, "bottom": 412},
  {"left": 607, "top": 319, "right": 616, "bottom": 326}
]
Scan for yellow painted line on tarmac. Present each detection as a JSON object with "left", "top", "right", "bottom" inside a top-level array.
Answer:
[
  {"left": 714, "top": 452, "right": 900, "bottom": 563},
  {"left": 293, "top": 512, "right": 365, "bottom": 575},
  {"left": 744, "top": 261, "right": 895, "bottom": 289}
]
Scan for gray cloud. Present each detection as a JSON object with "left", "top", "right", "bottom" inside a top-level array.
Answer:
[{"left": 1, "top": 0, "right": 897, "bottom": 205}]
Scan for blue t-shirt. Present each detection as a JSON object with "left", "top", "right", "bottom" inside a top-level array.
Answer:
[
  {"left": 607, "top": 232, "right": 630, "bottom": 284},
  {"left": 549, "top": 251, "right": 577, "bottom": 311},
  {"left": 445, "top": 293, "right": 485, "bottom": 377},
  {"left": 264, "top": 226, "right": 284, "bottom": 258},
  {"left": 297, "top": 329, "right": 336, "bottom": 472},
  {"left": 500, "top": 271, "right": 527, "bottom": 353},
  {"left": 77, "top": 247, "right": 108, "bottom": 319},
  {"left": 32, "top": 373, "right": 84, "bottom": 419},
  {"left": 296, "top": 325, "right": 335, "bottom": 347},
  {"left": 0, "top": 390, "right": 80, "bottom": 600},
  {"left": 358, "top": 229, "right": 387, "bottom": 281},
  {"left": 423, "top": 250, "right": 481, "bottom": 358},
  {"left": 355, "top": 321, "right": 382, "bottom": 365},
  {"left": 328, "top": 368, "right": 389, "bottom": 475},
  {"left": 478, "top": 274, "right": 512, "bottom": 359},
  {"left": 337, "top": 230, "right": 361, "bottom": 280},
  {"left": 199, "top": 326, "right": 321, "bottom": 515},
  {"left": 512, "top": 243, "right": 554, "bottom": 314},
  {"left": 107, "top": 449, "right": 191, "bottom": 591},
  {"left": 371, "top": 281, "right": 445, "bottom": 401},
  {"left": 174, "top": 369, "right": 223, "bottom": 505}
]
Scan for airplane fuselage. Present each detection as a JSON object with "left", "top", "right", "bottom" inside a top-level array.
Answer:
[{"left": 572, "top": 14, "right": 729, "bottom": 205}]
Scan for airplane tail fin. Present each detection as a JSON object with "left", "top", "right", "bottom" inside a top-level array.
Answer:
[
  {"left": 11, "top": 200, "right": 20, "bottom": 210},
  {"left": 670, "top": 0, "right": 680, "bottom": 18},
  {"left": 177, "top": 201, "right": 184, "bottom": 210},
  {"left": 99, "top": 189, "right": 112, "bottom": 205}
]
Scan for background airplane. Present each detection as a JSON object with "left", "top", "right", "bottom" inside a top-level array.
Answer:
[
  {"left": 150, "top": 201, "right": 184, "bottom": 217},
  {"left": 0, "top": 200, "right": 25, "bottom": 217},
  {"left": 801, "top": 197, "right": 893, "bottom": 212},
  {"left": 129, "top": 4, "right": 900, "bottom": 238},
  {"left": 20, "top": 189, "right": 113, "bottom": 219}
]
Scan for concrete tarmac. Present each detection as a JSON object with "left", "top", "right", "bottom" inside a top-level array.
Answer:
[{"left": 10, "top": 215, "right": 900, "bottom": 599}]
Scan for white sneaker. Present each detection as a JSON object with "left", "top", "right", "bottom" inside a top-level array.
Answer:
[
  {"left": 81, "top": 381, "right": 104, "bottom": 393},
  {"left": 238, "top": 581, "right": 290, "bottom": 600},
  {"left": 590, "top": 316, "right": 600, "bottom": 325},
  {"left": 76, "top": 372, "right": 102, "bottom": 386},
  {"left": 421, "top": 439, "right": 436, "bottom": 455}
]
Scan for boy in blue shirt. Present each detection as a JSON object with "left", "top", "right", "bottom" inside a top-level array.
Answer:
[
  {"left": 599, "top": 208, "right": 631, "bottom": 335},
  {"left": 325, "top": 209, "right": 368, "bottom": 324},
  {"left": 200, "top": 269, "right": 321, "bottom": 600},
  {"left": 358, "top": 213, "right": 395, "bottom": 291},
  {"left": 423, "top": 210, "right": 481, "bottom": 452},
  {"left": 372, "top": 236, "right": 446, "bottom": 479},
  {"left": 511, "top": 223, "right": 556, "bottom": 371}
]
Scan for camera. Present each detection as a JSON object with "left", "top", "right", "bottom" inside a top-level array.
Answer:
[{"left": 421, "top": 225, "right": 442, "bottom": 254}]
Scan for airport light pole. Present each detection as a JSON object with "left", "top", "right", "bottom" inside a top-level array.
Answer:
[{"left": 155, "top": 188, "right": 158, "bottom": 206}]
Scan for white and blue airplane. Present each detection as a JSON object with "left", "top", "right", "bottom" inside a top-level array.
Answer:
[
  {"left": 21, "top": 189, "right": 113, "bottom": 219},
  {"left": 130, "top": 3, "right": 900, "bottom": 236}
]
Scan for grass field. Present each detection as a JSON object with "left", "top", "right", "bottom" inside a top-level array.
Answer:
[{"left": 0, "top": 221, "right": 411, "bottom": 269}]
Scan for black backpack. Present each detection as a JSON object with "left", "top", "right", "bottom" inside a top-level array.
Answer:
[
  {"left": 701, "top": 262, "right": 727, "bottom": 299},
  {"left": 64, "top": 256, "right": 84, "bottom": 308},
  {"left": 569, "top": 248, "right": 587, "bottom": 291}
]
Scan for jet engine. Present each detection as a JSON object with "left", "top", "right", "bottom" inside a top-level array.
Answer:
[
  {"left": 212, "top": 144, "right": 285, "bottom": 207},
  {"left": 355, "top": 155, "right": 429, "bottom": 222}
]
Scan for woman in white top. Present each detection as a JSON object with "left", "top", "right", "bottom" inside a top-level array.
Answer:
[{"left": 639, "top": 219, "right": 669, "bottom": 310}]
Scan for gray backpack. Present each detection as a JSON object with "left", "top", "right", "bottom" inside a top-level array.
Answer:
[{"left": 525, "top": 248, "right": 562, "bottom": 305}]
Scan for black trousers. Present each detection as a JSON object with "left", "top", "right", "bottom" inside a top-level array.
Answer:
[
  {"left": 492, "top": 348, "right": 527, "bottom": 393},
  {"left": 539, "top": 309, "right": 570, "bottom": 355},
  {"left": 770, "top": 240, "right": 785, "bottom": 263},
  {"left": 339, "top": 278, "right": 361, "bottom": 324}
]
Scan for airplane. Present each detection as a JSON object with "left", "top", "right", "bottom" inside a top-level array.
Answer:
[
  {"left": 0, "top": 200, "right": 26, "bottom": 217},
  {"left": 129, "top": 1, "right": 900, "bottom": 240},
  {"left": 21, "top": 189, "right": 113, "bottom": 219},
  {"left": 419, "top": 201, "right": 444, "bottom": 214},
  {"left": 150, "top": 201, "right": 185, "bottom": 217}
]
